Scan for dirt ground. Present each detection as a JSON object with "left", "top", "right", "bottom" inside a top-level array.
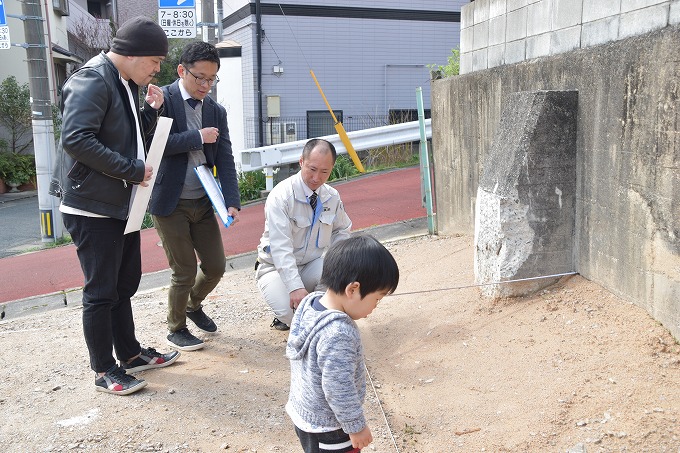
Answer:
[{"left": 1, "top": 234, "right": 679, "bottom": 453}]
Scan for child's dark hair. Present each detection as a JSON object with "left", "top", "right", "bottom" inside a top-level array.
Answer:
[
  {"left": 321, "top": 235, "right": 399, "bottom": 297},
  {"left": 180, "top": 41, "right": 220, "bottom": 69}
]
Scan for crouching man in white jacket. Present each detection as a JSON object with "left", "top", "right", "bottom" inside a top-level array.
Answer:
[{"left": 255, "top": 139, "right": 352, "bottom": 330}]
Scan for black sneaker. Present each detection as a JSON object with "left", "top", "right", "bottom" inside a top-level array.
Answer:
[
  {"left": 271, "top": 317, "right": 290, "bottom": 331},
  {"left": 95, "top": 365, "right": 147, "bottom": 395},
  {"left": 121, "top": 347, "right": 181, "bottom": 373},
  {"left": 167, "top": 328, "right": 205, "bottom": 351},
  {"left": 186, "top": 307, "right": 217, "bottom": 333}
]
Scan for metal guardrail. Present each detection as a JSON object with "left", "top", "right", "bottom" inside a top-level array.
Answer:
[{"left": 240, "top": 119, "right": 432, "bottom": 173}]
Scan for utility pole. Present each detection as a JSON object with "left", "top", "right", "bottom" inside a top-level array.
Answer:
[
  {"left": 216, "top": 0, "right": 223, "bottom": 43},
  {"left": 16, "top": 0, "right": 62, "bottom": 241},
  {"left": 199, "top": 0, "right": 218, "bottom": 102},
  {"left": 201, "top": 0, "right": 215, "bottom": 43}
]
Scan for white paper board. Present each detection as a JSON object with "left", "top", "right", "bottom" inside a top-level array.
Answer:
[{"left": 124, "top": 116, "right": 173, "bottom": 234}]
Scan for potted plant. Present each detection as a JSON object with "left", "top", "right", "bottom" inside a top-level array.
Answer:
[{"left": 0, "top": 152, "right": 36, "bottom": 192}]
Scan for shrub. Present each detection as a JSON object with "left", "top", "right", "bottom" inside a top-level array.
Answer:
[
  {"left": 329, "top": 155, "right": 360, "bottom": 181},
  {"left": 239, "top": 170, "right": 266, "bottom": 203},
  {"left": 364, "top": 143, "right": 417, "bottom": 169},
  {"left": 428, "top": 48, "right": 460, "bottom": 79},
  {"left": 141, "top": 212, "right": 154, "bottom": 229},
  {"left": 0, "top": 152, "right": 36, "bottom": 184}
]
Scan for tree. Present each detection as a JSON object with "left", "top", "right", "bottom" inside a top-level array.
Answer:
[
  {"left": 153, "top": 39, "right": 193, "bottom": 87},
  {"left": 0, "top": 76, "right": 33, "bottom": 154},
  {"left": 68, "top": 15, "right": 115, "bottom": 62}
]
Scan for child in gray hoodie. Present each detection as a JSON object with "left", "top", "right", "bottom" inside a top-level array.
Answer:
[{"left": 285, "top": 235, "right": 400, "bottom": 452}]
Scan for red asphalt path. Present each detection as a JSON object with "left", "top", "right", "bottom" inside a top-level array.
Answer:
[{"left": 0, "top": 167, "right": 425, "bottom": 303}]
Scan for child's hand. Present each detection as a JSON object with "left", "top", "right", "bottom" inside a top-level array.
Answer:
[{"left": 349, "top": 426, "right": 372, "bottom": 449}]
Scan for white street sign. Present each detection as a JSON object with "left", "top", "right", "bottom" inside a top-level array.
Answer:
[
  {"left": 0, "top": 26, "right": 9, "bottom": 50},
  {"left": 159, "top": 8, "right": 196, "bottom": 38},
  {"left": 0, "top": 0, "right": 9, "bottom": 50}
]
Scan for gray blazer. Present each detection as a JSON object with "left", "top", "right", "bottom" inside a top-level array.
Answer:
[{"left": 149, "top": 79, "right": 240, "bottom": 217}]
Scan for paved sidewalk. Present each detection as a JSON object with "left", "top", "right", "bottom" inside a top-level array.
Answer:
[
  {"left": 0, "top": 167, "right": 429, "bottom": 318},
  {"left": 0, "top": 189, "right": 38, "bottom": 204}
]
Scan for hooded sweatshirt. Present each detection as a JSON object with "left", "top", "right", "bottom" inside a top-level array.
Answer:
[{"left": 285, "top": 291, "right": 367, "bottom": 434}]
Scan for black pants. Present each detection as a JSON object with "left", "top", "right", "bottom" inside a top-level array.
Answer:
[
  {"left": 294, "top": 426, "right": 360, "bottom": 453},
  {"left": 63, "top": 214, "right": 142, "bottom": 373}
]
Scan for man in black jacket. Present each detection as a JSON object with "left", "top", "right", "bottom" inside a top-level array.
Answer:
[
  {"left": 149, "top": 41, "right": 240, "bottom": 351},
  {"left": 51, "top": 17, "right": 180, "bottom": 395}
]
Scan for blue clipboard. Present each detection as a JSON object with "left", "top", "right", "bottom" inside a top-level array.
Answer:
[{"left": 194, "top": 165, "right": 233, "bottom": 228}]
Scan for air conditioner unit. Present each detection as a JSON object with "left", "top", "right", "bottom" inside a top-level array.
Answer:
[
  {"left": 284, "top": 122, "right": 297, "bottom": 142},
  {"left": 52, "top": 0, "right": 70, "bottom": 16},
  {"left": 265, "top": 122, "right": 283, "bottom": 145}
]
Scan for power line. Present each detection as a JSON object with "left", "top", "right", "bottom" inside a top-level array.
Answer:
[{"left": 277, "top": 3, "right": 311, "bottom": 70}]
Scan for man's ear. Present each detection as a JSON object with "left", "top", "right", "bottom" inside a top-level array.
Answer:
[
  {"left": 345, "top": 282, "right": 360, "bottom": 297},
  {"left": 176, "top": 64, "right": 184, "bottom": 78}
]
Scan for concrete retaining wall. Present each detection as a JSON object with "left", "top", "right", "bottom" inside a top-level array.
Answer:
[{"left": 431, "top": 25, "right": 680, "bottom": 339}]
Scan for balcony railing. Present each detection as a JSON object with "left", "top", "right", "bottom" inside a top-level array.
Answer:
[{"left": 67, "top": 1, "right": 112, "bottom": 50}]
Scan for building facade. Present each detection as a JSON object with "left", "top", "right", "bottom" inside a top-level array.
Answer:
[
  {"left": 1, "top": 0, "right": 159, "bottom": 109},
  {"left": 220, "top": 0, "right": 467, "bottom": 151},
  {"left": 1, "top": 0, "right": 80, "bottom": 110}
]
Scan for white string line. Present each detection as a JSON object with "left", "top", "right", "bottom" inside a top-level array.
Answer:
[
  {"left": 389, "top": 272, "right": 578, "bottom": 297},
  {"left": 364, "top": 363, "right": 400, "bottom": 453}
]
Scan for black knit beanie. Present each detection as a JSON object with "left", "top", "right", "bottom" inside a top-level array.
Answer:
[{"left": 110, "top": 16, "right": 168, "bottom": 57}]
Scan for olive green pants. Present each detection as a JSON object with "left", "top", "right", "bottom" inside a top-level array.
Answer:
[{"left": 153, "top": 197, "right": 226, "bottom": 332}]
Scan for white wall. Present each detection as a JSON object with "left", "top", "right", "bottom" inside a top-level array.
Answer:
[{"left": 218, "top": 55, "right": 245, "bottom": 168}]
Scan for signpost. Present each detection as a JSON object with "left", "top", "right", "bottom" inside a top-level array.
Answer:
[
  {"left": 158, "top": 0, "right": 196, "bottom": 38},
  {"left": 0, "top": 0, "right": 10, "bottom": 50}
]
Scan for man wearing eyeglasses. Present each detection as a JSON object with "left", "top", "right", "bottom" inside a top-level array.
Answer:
[{"left": 149, "top": 41, "right": 241, "bottom": 352}]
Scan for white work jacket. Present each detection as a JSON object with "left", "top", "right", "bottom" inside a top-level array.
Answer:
[{"left": 257, "top": 172, "right": 352, "bottom": 292}]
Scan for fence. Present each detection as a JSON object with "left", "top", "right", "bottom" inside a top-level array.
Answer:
[
  {"left": 241, "top": 119, "right": 431, "bottom": 190},
  {"left": 243, "top": 112, "right": 430, "bottom": 148}
]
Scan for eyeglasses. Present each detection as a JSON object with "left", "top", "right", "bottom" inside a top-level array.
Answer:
[{"left": 182, "top": 65, "right": 220, "bottom": 87}]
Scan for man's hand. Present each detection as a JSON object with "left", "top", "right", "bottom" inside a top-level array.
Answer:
[
  {"left": 145, "top": 84, "right": 164, "bottom": 110},
  {"left": 140, "top": 164, "right": 153, "bottom": 187},
  {"left": 227, "top": 207, "right": 240, "bottom": 224},
  {"left": 200, "top": 127, "right": 220, "bottom": 144},
  {"left": 289, "top": 288, "right": 308, "bottom": 310},
  {"left": 349, "top": 426, "right": 373, "bottom": 450}
]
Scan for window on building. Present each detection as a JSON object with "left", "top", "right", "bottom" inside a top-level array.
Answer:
[
  {"left": 306, "top": 110, "right": 343, "bottom": 139},
  {"left": 388, "top": 109, "right": 430, "bottom": 124},
  {"left": 87, "top": 0, "right": 103, "bottom": 17},
  {"left": 52, "top": 0, "right": 69, "bottom": 16}
]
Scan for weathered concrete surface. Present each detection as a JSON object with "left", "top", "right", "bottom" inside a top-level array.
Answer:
[
  {"left": 431, "top": 25, "right": 680, "bottom": 339},
  {"left": 474, "top": 90, "right": 577, "bottom": 298}
]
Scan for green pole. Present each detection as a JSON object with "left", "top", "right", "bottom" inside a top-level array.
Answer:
[{"left": 416, "top": 87, "right": 436, "bottom": 234}]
